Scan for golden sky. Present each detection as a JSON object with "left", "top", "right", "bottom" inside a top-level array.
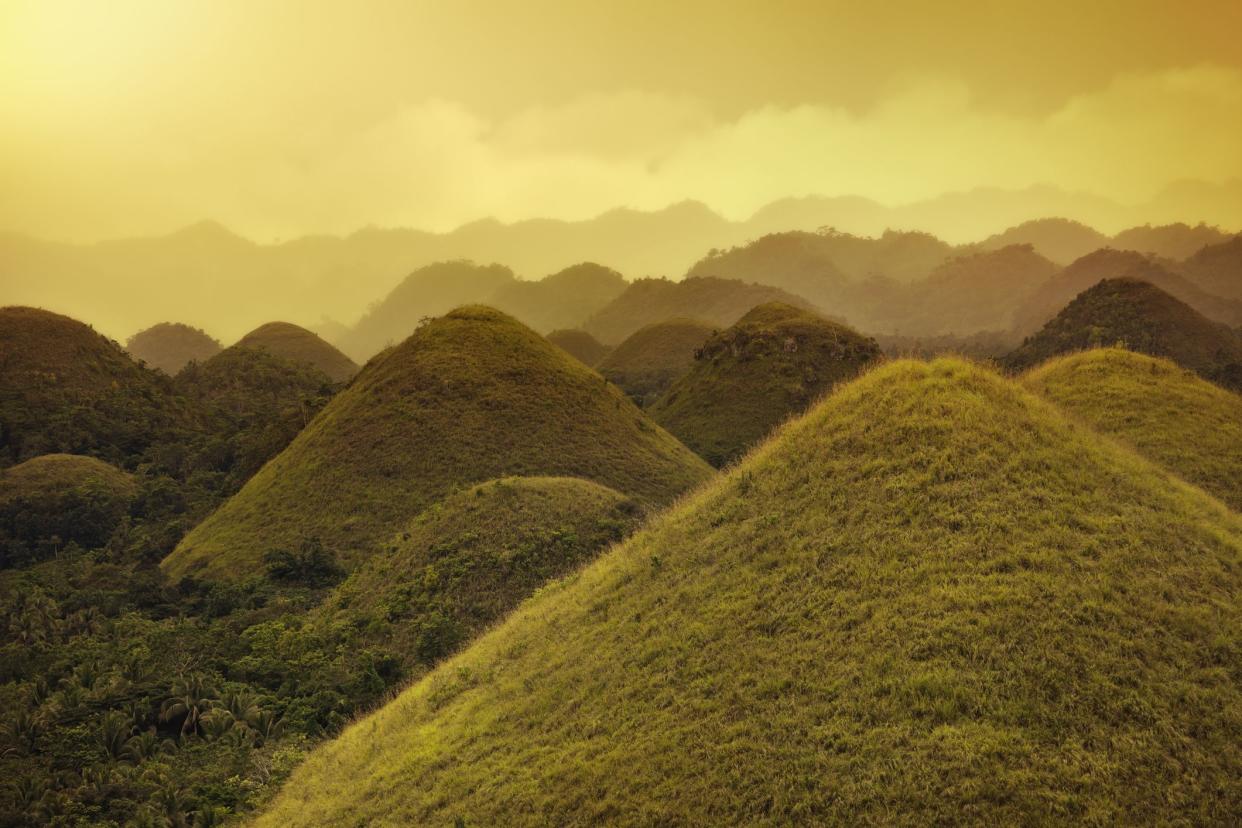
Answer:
[{"left": 2, "top": 0, "right": 1241, "bottom": 241}]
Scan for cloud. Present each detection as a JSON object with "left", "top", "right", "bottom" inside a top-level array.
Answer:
[{"left": 3, "top": 65, "right": 1241, "bottom": 240}]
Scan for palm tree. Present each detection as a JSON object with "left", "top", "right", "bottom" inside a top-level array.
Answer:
[
  {"left": 159, "top": 675, "right": 216, "bottom": 738},
  {"left": 122, "top": 729, "right": 175, "bottom": 764},
  {"left": 98, "top": 711, "right": 134, "bottom": 760}
]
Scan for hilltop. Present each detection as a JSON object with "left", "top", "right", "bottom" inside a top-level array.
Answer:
[
  {"left": 0, "top": 306, "right": 181, "bottom": 468},
  {"left": 125, "top": 322, "right": 222, "bottom": 374},
  {"left": 162, "top": 307, "right": 712, "bottom": 582},
  {"left": 0, "top": 454, "right": 136, "bottom": 566},
  {"left": 596, "top": 318, "right": 715, "bottom": 406},
  {"left": 545, "top": 329, "right": 612, "bottom": 366},
  {"left": 1004, "top": 278, "right": 1242, "bottom": 389},
  {"left": 1023, "top": 349, "right": 1242, "bottom": 511},
  {"left": 1182, "top": 236, "right": 1242, "bottom": 302},
  {"left": 310, "top": 476, "right": 642, "bottom": 676},
  {"left": 1111, "top": 222, "right": 1231, "bottom": 261},
  {"left": 1011, "top": 249, "right": 1242, "bottom": 335},
  {"left": 234, "top": 321, "right": 359, "bottom": 382},
  {"left": 338, "top": 261, "right": 516, "bottom": 360},
  {"left": 583, "top": 276, "right": 812, "bottom": 344},
  {"left": 895, "top": 244, "right": 1058, "bottom": 335},
  {"left": 258, "top": 358, "right": 1242, "bottom": 826},
  {"left": 979, "top": 217, "right": 1108, "bottom": 264},
  {"left": 488, "top": 262, "right": 627, "bottom": 333},
  {"left": 650, "top": 303, "right": 880, "bottom": 465}
]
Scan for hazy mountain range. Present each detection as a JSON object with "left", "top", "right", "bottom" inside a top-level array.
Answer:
[{"left": 2, "top": 182, "right": 1240, "bottom": 342}]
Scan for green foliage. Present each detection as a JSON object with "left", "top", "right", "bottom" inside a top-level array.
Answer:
[
  {"left": 263, "top": 538, "right": 344, "bottom": 587},
  {"left": 595, "top": 318, "right": 715, "bottom": 406},
  {"left": 164, "top": 306, "right": 711, "bottom": 582},
  {"left": 259, "top": 359, "right": 1242, "bottom": 826},
  {"left": 650, "top": 303, "right": 881, "bottom": 466}
]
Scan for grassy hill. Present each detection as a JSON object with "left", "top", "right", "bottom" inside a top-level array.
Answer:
[
  {"left": 309, "top": 476, "right": 642, "bottom": 676},
  {"left": 1011, "top": 249, "right": 1242, "bottom": 335},
  {"left": 234, "top": 321, "right": 359, "bottom": 382},
  {"left": 0, "top": 454, "right": 136, "bottom": 566},
  {"left": 1004, "top": 279, "right": 1242, "bottom": 390},
  {"left": 545, "top": 329, "right": 612, "bottom": 366},
  {"left": 584, "top": 276, "right": 812, "bottom": 345},
  {"left": 1022, "top": 348, "right": 1242, "bottom": 511},
  {"left": 596, "top": 318, "right": 715, "bottom": 406},
  {"left": 162, "top": 307, "right": 712, "bottom": 582},
  {"left": 979, "top": 217, "right": 1108, "bottom": 264},
  {"left": 1183, "top": 236, "right": 1242, "bottom": 302},
  {"left": 488, "top": 262, "right": 627, "bottom": 333},
  {"left": 338, "top": 261, "right": 516, "bottom": 360},
  {"left": 125, "top": 322, "right": 222, "bottom": 374},
  {"left": 0, "top": 306, "right": 181, "bottom": 468},
  {"left": 649, "top": 303, "right": 880, "bottom": 466},
  {"left": 257, "top": 358, "right": 1242, "bottom": 826}
]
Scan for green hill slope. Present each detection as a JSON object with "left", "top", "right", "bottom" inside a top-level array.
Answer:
[
  {"left": 1004, "top": 278, "right": 1242, "bottom": 389},
  {"left": 1182, "top": 236, "right": 1242, "bottom": 302},
  {"left": 0, "top": 454, "right": 136, "bottom": 565},
  {"left": 979, "top": 217, "right": 1108, "bottom": 264},
  {"left": 125, "top": 322, "right": 222, "bottom": 374},
  {"left": 234, "top": 321, "right": 359, "bottom": 382},
  {"left": 257, "top": 358, "right": 1242, "bottom": 826},
  {"left": 545, "top": 329, "right": 612, "bottom": 366},
  {"left": 0, "top": 306, "right": 181, "bottom": 468},
  {"left": 1111, "top": 222, "right": 1230, "bottom": 261},
  {"left": 583, "top": 276, "right": 812, "bottom": 345},
  {"left": 649, "top": 303, "right": 880, "bottom": 466},
  {"left": 596, "top": 318, "right": 715, "bottom": 406},
  {"left": 162, "top": 307, "right": 712, "bottom": 582},
  {"left": 1023, "top": 348, "right": 1242, "bottom": 511},
  {"left": 309, "top": 476, "right": 641, "bottom": 677}
]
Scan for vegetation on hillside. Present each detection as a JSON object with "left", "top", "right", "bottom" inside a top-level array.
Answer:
[
  {"left": 545, "top": 329, "right": 612, "bottom": 366},
  {"left": 583, "top": 276, "right": 811, "bottom": 344},
  {"left": 488, "top": 263, "right": 627, "bottom": 334},
  {"left": 978, "top": 218, "right": 1108, "bottom": 264},
  {"left": 234, "top": 322, "right": 358, "bottom": 383},
  {"left": 1182, "top": 236, "right": 1242, "bottom": 302},
  {"left": 595, "top": 318, "right": 715, "bottom": 406},
  {"left": 258, "top": 358, "right": 1242, "bottom": 826},
  {"left": 650, "top": 303, "right": 880, "bottom": 466},
  {"left": 1111, "top": 222, "right": 1230, "bottom": 261},
  {"left": 1004, "top": 278, "right": 1242, "bottom": 390},
  {"left": 0, "top": 455, "right": 136, "bottom": 567},
  {"left": 0, "top": 307, "right": 185, "bottom": 469},
  {"left": 125, "top": 323, "right": 222, "bottom": 375},
  {"left": 1023, "top": 348, "right": 1242, "bottom": 510},
  {"left": 164, "top": 307, "right": 712, "bottom": 582},
  {"left": 310, "top": 476, "right": 641, "bottom": 678}
]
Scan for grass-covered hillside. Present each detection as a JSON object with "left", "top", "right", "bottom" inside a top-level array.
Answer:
[
  {"left": 257, "top": 358, "right": 1242, "bottom": 826},
  {"left": 1004, "top": 278, "right": 1242, "bottom": 390},
  {"left": 1111, "top": 222, "right": 1231, "bottom": 261},
  {"left": 583, "top": 276, "right": 811, "bottom": 345},
  {"left": 1011, "top": 249, "right": 1242, "bottom": 335},
  {"left": 596, "top": 318, "right": 715, "bottom": 406},
  {"left": 234, "top": 322, "right": 359, "bottom": 382},
  {"left": 545, "top": 329, "right": 612, "bottom": 366},
  {"left": 0, "top": 454, "right": 136, "bottom": 566},
  {"left": 0, "top": 306, "right": 182, "bottom": 469},
  {"left": 978, "top": 218, "right": 1108, "bottom": 264},
  {"left": 488, "top": 262, "right": 627, "bottom": 333},
  {"left": 309, "top": 476, "right": 642, "bottom": 677},
  {"left": 650, "top": 303, "right": 880, "bottom": 466},
  {"left": 163, "top": 307, "right": 712, "bottom": 582},
  {"left": 338, "top": 261, "right": 516, "bottom": 360},
  {"left": 126, "top": 322, "right": 222, "bottom": 374},
  {"left": 1023, "top": 348, "right": 1242, "bottom": 511}
]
